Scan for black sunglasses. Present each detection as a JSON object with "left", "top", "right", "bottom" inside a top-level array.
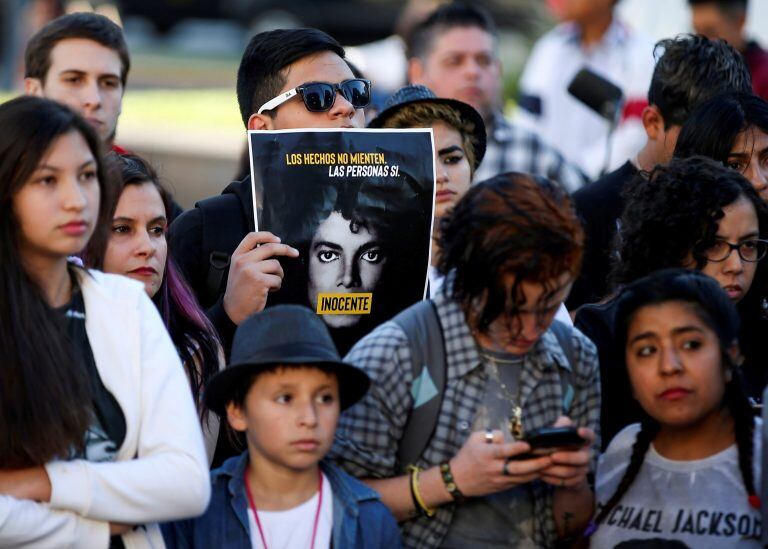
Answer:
[{"left": 258, "top": 78, "right": 372, "bottom": 114}]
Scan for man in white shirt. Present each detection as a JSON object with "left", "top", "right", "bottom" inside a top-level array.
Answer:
[{"left": 516, "top": 0, "right": 655, "bottom": 179}]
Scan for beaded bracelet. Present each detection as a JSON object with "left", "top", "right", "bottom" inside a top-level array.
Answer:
[{"left": 439, "top": 461, "right": 466, "bottom": 504}]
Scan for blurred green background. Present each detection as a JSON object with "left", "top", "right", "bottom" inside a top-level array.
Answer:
[{"left": 3, "top": 0, "right": 766, "bottom": 207}]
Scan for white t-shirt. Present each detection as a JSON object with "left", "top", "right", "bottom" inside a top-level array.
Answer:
[
  {"left": 247, "top": 473, "right": 333, "bottom": 549},
  {"left": 591, "top": 421, "right": 763, "bottom": 548},
  {"left": 516, "top": 18, "right": 655, "bottom": 179}
]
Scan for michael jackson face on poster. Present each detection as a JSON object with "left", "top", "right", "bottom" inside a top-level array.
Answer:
[{"left": 249, "top": 129, "right": 435, "bottom": 352}]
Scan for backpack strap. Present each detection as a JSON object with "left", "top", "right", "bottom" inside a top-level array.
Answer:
[
  {"left": 549, "top": 320, "right": 576, "bottom": 415},
  {"left": 393, "top": 300, "right": 447, "bottom": 470},
  {"left": 196, "top": 193, "right": 247, "bottom": 307}
]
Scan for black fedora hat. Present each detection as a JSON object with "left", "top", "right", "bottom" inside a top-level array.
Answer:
[
  {"left": 204, "top": 305, "right": 371, "bottom": 415},
  {"left": 369, "top": 84, "right": 486, "bottom": 171}
]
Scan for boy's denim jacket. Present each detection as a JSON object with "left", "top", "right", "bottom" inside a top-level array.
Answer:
[{"left": 161, "top": 451, "right": 402, "bottom": 548}]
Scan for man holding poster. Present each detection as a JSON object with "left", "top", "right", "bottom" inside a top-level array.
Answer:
[
  {"left": 170, "top": 28, "right": 369, "bottom": 355},
  {"left": 250, "top": 129, "right": 435, "bottom": 354}
]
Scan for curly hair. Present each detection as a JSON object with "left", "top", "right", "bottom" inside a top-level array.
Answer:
[
  {"left": 439, "top": 172, "right": 583, "bottom": 333},
  {"left": 611, "top": 156, "right": 768, "bottom": 290},
  {"left": 262, "top": 162, "right": 431, "bottom": 354},
  {"left": 380, "top": 102, "right": 479, "bottom": 177}
]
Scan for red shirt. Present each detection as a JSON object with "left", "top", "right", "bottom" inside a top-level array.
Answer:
[{"left": 744, "top": 41, "right": 768, "bottom": 100}]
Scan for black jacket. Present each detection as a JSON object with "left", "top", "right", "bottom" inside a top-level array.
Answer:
[
  {"left": 169, "top": 177, "right": 255, "bottom": 353},
  {"left": 568, "top": 161, "right": 638, "bottom": 310},
  {"left": 575, "top": 297, "right": 643, "bottom": 449}
]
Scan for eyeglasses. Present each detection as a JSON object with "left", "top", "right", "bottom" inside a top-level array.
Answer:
[
  {"left": 257, "top": 78, "right": 372, "bottom": 114},
  {"left": 703, "top": 239, "right": 768, "bottom": 263}
]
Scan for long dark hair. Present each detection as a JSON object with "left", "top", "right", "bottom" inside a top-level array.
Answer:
[
  {"left": 87, "top": 153, "right": 221, "bottom": 407},
  {"left": 674, "top": 92, "right": 768, "bottom": 170},
  {"left": 0, "top": 96, "right": 112, "bottom": 466},
  {"left": 593, "top": 269, "right": 758, "bottom": 530}
]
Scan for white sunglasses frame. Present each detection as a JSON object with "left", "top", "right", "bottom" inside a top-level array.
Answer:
[
  {"left": 257, "top": 88, "right": 300, "bottom": 114},
  {"left": 256, "top": 79, "right": 372, "bottom": 115}
]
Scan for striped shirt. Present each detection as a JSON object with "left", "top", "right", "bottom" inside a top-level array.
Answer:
[{"left": 473, "top": 113, "right": 590, "bottom": 193}]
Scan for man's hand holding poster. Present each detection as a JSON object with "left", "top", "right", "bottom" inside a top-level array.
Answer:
[{"left": 249, "top": 129, "right": 435, "bottom": 353}]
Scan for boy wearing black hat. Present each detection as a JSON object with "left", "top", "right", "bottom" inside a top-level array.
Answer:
[{"left": 161, "top": 305, "right": 401, "bottom": 548}]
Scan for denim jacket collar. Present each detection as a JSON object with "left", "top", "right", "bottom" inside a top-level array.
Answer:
[
  {"left": 323, "top": 460, "right": 380, "bottom": 547},
  {"left": 216, "top": 451, "right": 251, "bottom": 534},
  {"left": 214, "top": 452, "right": 381, "bottom": 539}
]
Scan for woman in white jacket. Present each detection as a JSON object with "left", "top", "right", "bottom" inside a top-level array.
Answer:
[{"left": 0, "top": 97, "right": 210, "bottom": 547}]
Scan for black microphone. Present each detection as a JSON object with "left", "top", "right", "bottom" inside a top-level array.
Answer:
[
  {"left": 567, "top": 68, "right": 624, "bottom": 122},
  {"left": 568, "top": 68, "right": 625, "bottom": 175}
]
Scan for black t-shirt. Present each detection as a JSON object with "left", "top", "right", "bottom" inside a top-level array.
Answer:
[
  {"left": 59, "top": 274, "right": 130, "bottom": 548},
  {"left": 58, "top": 276, "right": 126, "bottom": 461},
  {"left": 567, "top": 161, "right": 639, "bottom": 310}
]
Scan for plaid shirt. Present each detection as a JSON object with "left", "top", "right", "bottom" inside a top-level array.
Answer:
[
  {"left": 473, "top": 113, "right": 590, "bottom": 193},
  {"left": 330, "top": 292, "right": 601, "bottom": 548}
]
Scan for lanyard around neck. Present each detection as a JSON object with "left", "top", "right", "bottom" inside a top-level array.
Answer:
[{"left": 243, "top": 469, "right": 324, "bottom": 549}]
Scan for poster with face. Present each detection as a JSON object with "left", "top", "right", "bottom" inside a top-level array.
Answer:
[{"left": 249, "top": 129, "right": 435, "bottom": 353}]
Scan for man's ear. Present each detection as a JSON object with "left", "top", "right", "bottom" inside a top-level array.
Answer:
[
  {"left": 407, "top": 57, "right": 425, "bottom": 85},
  {"left": 248, "top": 113, "right": 275, "bottom": 131},
  {"left": 226, "top": 401, "right": 248, "bottom": 432},
  {"left": 24, "top": 77, "right": 44, "bottom": 97},
  {"left": 641, "top": 105, "right": 664, "bottom": 142}
]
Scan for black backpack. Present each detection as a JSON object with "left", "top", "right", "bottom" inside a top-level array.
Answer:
[
  {"left": 393, "top": 301, "right": 576, "bottom": 470},
  {"left": 195, "top": 192, "right": 247, "bottom": 307}
]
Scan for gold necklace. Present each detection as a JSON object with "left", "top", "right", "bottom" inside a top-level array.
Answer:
[{"left": 480, "top": 352, "right": 525, "bottom": 439}]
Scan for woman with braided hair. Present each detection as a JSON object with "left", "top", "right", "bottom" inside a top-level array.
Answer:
[
  {"left": 576, "top": 156, "right": 768, "bottom": 448},
  {"left": 588, "top": 269, "right": 762, "bottom": 547}
]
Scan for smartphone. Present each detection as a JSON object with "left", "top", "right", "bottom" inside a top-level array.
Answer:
[
  {"left": 510, "top": 427, "right": 585, "bottom": 460},
  {"left": 525, "top": 426, "right": 585, "bottom": 450}
]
